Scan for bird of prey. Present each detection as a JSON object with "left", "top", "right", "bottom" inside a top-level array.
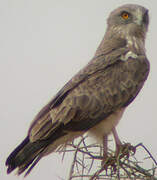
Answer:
[{"left": 6, "top": 4, "right": 150, "bottom": 176}]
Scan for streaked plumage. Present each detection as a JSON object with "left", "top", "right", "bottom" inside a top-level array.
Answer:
[{"left": 6, "top": 4, "right": 150, "bottom": 176}]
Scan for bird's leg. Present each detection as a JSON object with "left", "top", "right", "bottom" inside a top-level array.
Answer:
[
  {"left": 112, "top": 127, "right": 122, "bottom": 156},
  {"left": 101, "top": 134, "right": 109, "bottom": 166},
  {"left": 101, "top": 129, "right": 134, "bottom": 169},
  {"left": 103, "top": 134, "right": 108, "bottom": 160},
  {"left": 112, "top": 127, "right": 136, "bottom": 158}
]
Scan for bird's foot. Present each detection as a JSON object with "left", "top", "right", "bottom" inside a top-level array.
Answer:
[
  {"left": 101, "top": 155, "right": 114, "bottom": 165},
  {"left": 101, "top": 143, "right": 136, "bottom": 172},
  {"left": 115, "top": 143, "right": 136, "bottom": 159}
]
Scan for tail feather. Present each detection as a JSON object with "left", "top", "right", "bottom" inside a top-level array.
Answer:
[
  {"left": 6, "top": 125, "right": 67, "bottom": 176},
  {"left": 6, "top": 136, "right": 46, "bottom": 175},
  {"left": 24, "top": 152, "right": 43, "bottom": 177},
  {"left": 18, "top": 155, "right": 37, "bottom": 175},
  {"left": 6, "top": 136, "right": 29, "bottom": 173}
]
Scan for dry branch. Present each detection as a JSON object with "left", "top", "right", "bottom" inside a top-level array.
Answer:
[{"left": 57, "top": 136, "right": 157, "bottom": 180}]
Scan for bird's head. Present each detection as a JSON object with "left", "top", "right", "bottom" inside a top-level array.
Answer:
[{"left": 106, "top": 4, "right": 149, "bottom": 41}]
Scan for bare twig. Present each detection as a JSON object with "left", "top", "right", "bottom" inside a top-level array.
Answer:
[
  {"left": 60, "top": 136, "right": 157, "bottom": 180},
  {"left": 135, "top": 143, "right": 157, "bottom": 166}
]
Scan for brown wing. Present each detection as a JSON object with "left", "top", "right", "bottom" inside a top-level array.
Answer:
[
  {"left": 53, "top": 55, "right": 150, "bottom": 132},
  {"left": 28, "top": 51, "right": 149, "bottom": 142},
  {"left": 28, "top": 38, "right": 127, "bottom": 141}
]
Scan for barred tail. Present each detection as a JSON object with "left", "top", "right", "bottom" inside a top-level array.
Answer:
[
  {"left": 5, "top": 136, "right": 46, "bottom": 176},
  {"left": 6, "top": 124, "right": 67, "bottom": 176}
]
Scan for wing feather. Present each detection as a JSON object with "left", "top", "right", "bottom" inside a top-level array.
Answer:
[{"left": 28, "top": 38, "right": 149, "bottom": 142}]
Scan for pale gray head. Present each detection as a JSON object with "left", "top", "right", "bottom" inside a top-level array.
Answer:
[{"left": 106, "top": 4, "right": 149, "bottom": 41}]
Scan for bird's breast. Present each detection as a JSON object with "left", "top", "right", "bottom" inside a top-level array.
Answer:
[{"left": 88, "top": 108, "right": 125, "bottom": 144}]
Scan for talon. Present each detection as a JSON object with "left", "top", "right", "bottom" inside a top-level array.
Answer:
[{"left": 115, "top": 143, "right": 135, "bottom": 159}]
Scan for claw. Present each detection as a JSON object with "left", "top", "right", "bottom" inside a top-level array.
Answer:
[
  {"left": 116, "top": 143, "right": 136, "bottom": 159},
  {"left": 101, "top": 128, "right": 136, "bottom": 171}
]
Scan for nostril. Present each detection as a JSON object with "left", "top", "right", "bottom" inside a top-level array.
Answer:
[{"left": 143, "top": 10, "right": 149, "bottom": 24}]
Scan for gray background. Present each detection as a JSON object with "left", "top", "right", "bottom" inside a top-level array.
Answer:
[{"left": 1, "top": 0, "right": 156, "bottom": 179}]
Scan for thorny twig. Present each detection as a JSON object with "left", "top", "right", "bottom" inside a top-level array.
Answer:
[{"left": 57, "top": 136, "right": 157, "bottom": 180}]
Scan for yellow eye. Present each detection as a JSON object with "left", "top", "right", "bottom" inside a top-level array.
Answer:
[{"left": 121, "top": 12, "right": 129, "bottom": 19}]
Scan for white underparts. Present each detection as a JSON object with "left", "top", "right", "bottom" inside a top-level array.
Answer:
[
  {"left": 88, "top": 108, "right": 125, "bottom": 144},
  {"left": 43, "top": 108, "right": 125, "bottom": 156},
  {"left": 120, "top": 51, "right": 138, "bottom": 61}
]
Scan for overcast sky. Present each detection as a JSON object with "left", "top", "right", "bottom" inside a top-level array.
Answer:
[{"left": 1, "top": 0, "right": 157, "bottom": 180}]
